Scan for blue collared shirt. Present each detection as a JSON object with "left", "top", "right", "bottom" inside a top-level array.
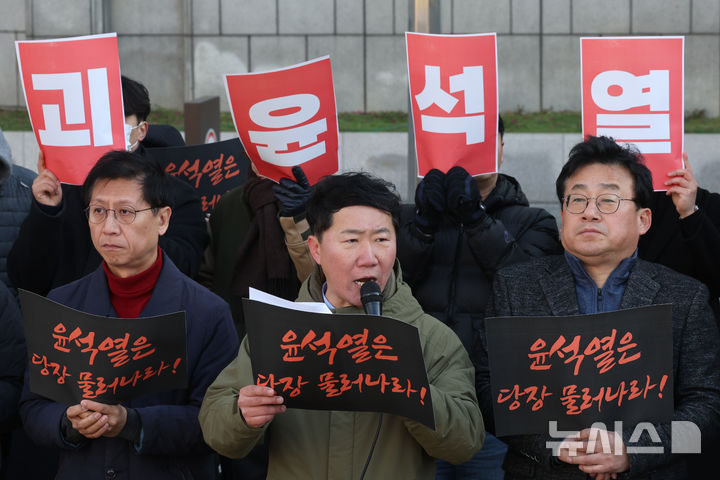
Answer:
[
  {"left": 321, "top": 282, "right": 336, "bottom": 310},
  {"left": 564, "top": 249, "right": 637, "bottom": 314}
]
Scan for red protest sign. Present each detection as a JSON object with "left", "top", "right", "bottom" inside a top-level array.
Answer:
[
  {"left": 581, "top": 37, "right": 684, "bottom": 191},
  {"left": 407, "top": 32, "right": 498, "bottom": 177},
  {"left": 225, "top": 56, "right": 339, "bottom": 185},
  {"left": 16, "top": 33, "right": 125, "bottom": 185}
]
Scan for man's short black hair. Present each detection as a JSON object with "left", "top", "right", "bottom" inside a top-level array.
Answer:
[
  {"left": 121, "top": 76, "right": 151, "bottom": 122},
  {"left": 555, "top": 136, "right": 653, "bottom": 209},
  {"left": 306, "top": 172, "right": 401, "bottom": 239},
  {"left": 498, "top": 114, "right": 505, "bottom": 140},
  {"left": 83, "top": 150, "right": 172, "bottom": 210}
]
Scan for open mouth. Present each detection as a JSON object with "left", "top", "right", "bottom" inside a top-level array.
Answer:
[{"left": 354, "top": 277, "right": 377, "bottom": 288}]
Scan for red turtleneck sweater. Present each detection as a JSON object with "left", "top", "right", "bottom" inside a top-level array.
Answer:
[{"left": 102, "top": 248, "right": 163, "bottom": 318}]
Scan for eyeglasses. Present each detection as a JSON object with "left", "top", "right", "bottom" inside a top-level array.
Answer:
[
  {"left": 85, "top": 205, "right": 155, "bottom": 224},
  {"left": 563, "top": 193, "right": 636, "bottom": 214}
]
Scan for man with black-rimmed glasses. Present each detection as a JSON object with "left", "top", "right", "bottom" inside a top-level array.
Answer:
[
  {"left": 18, "top": 150, "right": 238, "bottom": 479},
  {"left": 474, "top": 136, "right": 720, "bottom": 479}
]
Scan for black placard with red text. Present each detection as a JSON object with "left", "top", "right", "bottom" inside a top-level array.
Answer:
[
  {"left": 148, "top": 138, "right": 250, "bottom": 213},
  {"left": 243, "top": 299, "right": 435, "bottom": 429},
  {"left": 20, "top": 289, "right": 187, "bottom": 405},
  {"left": 486, "top": 304, "right": 673, "bottom": 436}
]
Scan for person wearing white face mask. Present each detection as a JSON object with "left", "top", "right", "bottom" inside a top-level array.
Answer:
[
  {"left": 120, "top": 76, "right": 184, "bottom": 152},
  {"left": 124, "top": 120, "right": 146, "bottom": 152},
  {"left": 7, "top": 76, "right": 207, "bottom": 297}
]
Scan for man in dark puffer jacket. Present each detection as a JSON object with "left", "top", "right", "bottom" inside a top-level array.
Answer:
[{"left": 398, "top": 116, "right": 562, "bottom": 479}]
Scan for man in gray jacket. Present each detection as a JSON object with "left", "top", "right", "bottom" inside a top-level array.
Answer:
[{"left": 475, "top": 136, "right": 720, "bottom": 479}]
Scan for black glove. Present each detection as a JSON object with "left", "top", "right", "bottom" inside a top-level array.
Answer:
[
  {"left": 414, "top": 169, "right": 446, "bottom": 234},
  {"left": 273, "top": 165, "right": 312, "bottom": 217},
  {"left": 445, "top": 166, "right": 487, "bottom": 227}
]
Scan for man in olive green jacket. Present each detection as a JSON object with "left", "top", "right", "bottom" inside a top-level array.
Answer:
[{"left": 199, "top": 172, "right": 484, "bottom": 479}]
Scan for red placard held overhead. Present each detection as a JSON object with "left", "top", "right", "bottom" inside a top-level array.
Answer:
[
  {"left": 581, "top": 37, "right": 684, "bottom": 191},
  {"left": 16, "top": 33, "right": 125, "bottom": 185},
  {"left": 225, "top": 57, "right": 339, "bottom": 185},
  {"left": 406, "top": 32, "right": 498, "bottom": 177}
]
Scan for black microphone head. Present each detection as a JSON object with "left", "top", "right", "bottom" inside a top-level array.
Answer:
[{"left": 360, "top": 281, "right": 383, "bottom": 306}]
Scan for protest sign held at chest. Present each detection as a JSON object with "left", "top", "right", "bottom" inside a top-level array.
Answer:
[
  {"left": 485, "top": 304, "right": 674, "bottom": 437},
  {"left": 243, "top": 296, "right": 435, "bottom": 429},
  {"left": 19, "top": 290, "right": 188, "bottom": 406}
]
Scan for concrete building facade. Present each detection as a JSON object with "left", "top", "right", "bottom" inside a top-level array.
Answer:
[
  {"left": 2, "top": 1, "right": 719, "bottom": 211},
  {"left": 1, "top": 0, "right": 718, "bottom": 115}
]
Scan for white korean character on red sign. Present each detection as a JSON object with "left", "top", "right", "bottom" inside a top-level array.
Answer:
[
  {"left": 592, "top": 69, "right": 670, "bottom": 154},
  {"left": 31, "top": 69, "right": 114, "bottom": 148},
  {"left": 415, "top": 64, "right": 485, "bottom": 145},
  {"left": 407, "top": 32, "right": 498, "bottom": 176},
  {"left": 248, "top": 94, "right": 327, "bottom": 167},
  {"left": 225, "top": 56, "right": 339, "bottom": 185},
  {"left": 581, "top": 37, "right": 684, "bottom": 190},
  {"left": 16, "top": 33, "right": 125, "bottom": 185}
]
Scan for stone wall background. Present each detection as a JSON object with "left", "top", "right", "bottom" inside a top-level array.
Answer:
[
  {"left": 1, "top": 0, "right": 718, "bottom": 115},
  {"left": 2, "top": 1, "right": 719, "bottom": 212},
  {"left": 6, "top": 130, "right": 720, "bottom": 224}
]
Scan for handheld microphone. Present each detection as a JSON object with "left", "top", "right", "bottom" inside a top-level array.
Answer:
[{"left": 360, "top": 281, "right": 383, "bottom": 316}]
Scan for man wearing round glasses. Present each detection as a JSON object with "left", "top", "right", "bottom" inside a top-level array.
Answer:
[
  {"left": 7, "top": 76, "right": 206, "bottom": 298},
  {"left": 474, "top": 136, "right": 720, "bottom": 479},
  {"left": 19, "top": 150, "right": 238, "bottom": 479},
  {"left": 560, "top": 176, "right": 650, "bottom": 287}
]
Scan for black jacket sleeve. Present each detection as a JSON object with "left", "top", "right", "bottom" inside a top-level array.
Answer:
[
  {"left": 676, "top": 188, "right": 720, "bottom": 296},
  {"left": 7, "top": 185, "right": 93, "bottom": 295},
  {"left": 7, "top": 199, "right": 63, "bottom": 295},
  {"left": 464, "top": 206, "right": 562, "bottom": 277},
  {"left": 0, "top": 282, "right": 25, "bottom": 433},
  {"left": 396, "top": 205, "right": 437, "bottom": 287},
  {"left": 160, "top": 177, "right": 209, "bottom": 279}
]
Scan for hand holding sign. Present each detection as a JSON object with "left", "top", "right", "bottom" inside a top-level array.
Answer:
[
  {"left": 446, "top": 166, "right": 485, "bottom": 227},
  {"left": 237, "top": 385, "right": 286, "bottom": 428},
  {"left": 272, "top": 165, "right": 312, "bottom": 217},
  {"left": 557, "top": 427, "right": 629, "bottom": 478},
  {"left": 664, "top": 153, "right": 698, "bottom": 219},
  {"left": 66, "top": 400, "right": 127, "bottom": 439},
  {"left": 82, "top": 400, "right": 128, "bottom": 438},
  {"left": 414, "top": 169, "right": 446, "bottom": 234},
  {"left": 33, "top": 151, "right": 62, "bottom": 207}
]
